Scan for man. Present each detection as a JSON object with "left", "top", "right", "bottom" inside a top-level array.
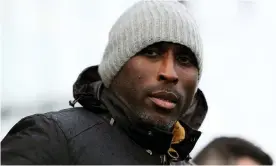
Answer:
[
  {"left": 193, "top": 137, "right": 273, "bottom": 165},
  {"left": 1, "top": 0, "right": 208, "bottom": 164}
]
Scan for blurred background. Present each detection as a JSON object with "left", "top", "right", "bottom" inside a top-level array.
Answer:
[{"left": 2, "top": 0, "right": 276, "bottom": 160}]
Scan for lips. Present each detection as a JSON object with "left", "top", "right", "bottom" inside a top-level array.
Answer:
[{"left": 149, "top": 91, "right": 179, "bottom": 110}]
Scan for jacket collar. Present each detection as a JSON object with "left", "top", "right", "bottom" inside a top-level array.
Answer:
[{"left": 71, "top": 65, "right": 208, "bottom": 160}]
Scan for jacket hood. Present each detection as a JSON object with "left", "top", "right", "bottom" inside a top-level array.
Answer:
[{"left": 72, "top": 65, "right": 208, "bottom": 131}]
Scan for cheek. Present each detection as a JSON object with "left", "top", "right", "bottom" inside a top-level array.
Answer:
[
  {"left": 179, "top": 67, "right": 199, "bottom": 80},
  {"left": 125, "top": 58, "right": 156, "bottom": 85},
  {"left": 178, "top": 68, "right": 199, "bottom": 92}
]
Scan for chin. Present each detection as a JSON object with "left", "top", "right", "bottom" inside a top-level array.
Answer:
[{"left": 137, "top": 112, "right": 176, "bottom": 130}]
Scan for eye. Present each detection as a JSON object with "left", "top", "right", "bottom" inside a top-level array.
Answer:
[
  {"left": 143, "top": 49, "right": 160, "bottom": 57},
  {"left": 176, "top": 55, "right": 192, "bottom": 66},
  {"left": 137, "top": 47, "right": 160, "bottom": 58}
]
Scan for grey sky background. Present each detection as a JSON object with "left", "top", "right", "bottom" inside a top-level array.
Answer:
[{"left": 2, "top": 0, "right": 276, "bottom": 160}]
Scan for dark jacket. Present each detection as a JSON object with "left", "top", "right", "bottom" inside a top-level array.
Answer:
[{"left": 1, "top": 65, "right": 208, "bottom": 165}]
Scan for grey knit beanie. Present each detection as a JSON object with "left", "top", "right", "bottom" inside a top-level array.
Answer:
[{"left": 98, "top": 0, "right": 203, "bottom": 88}]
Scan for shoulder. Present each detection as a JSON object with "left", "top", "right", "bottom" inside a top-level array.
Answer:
[
  {"left": 1, "top": 107, "right": 107, "bottom": 165},
  {"left": 6, "top": 107, "right": 106, "bottom": 141},
  {"left": 1, "top": 110, "right": 73, "bottom": 164},
  {"left": 42, "top": 107, "right": 106, "bottom": 139}
]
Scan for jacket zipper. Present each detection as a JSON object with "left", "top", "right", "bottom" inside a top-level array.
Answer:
[{"left": 160, "top": 154, "right": 168, "bottom": 165}]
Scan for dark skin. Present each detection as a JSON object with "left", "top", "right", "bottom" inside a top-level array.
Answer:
[{"left": 110, "top": 42, "right": 199, "bottom": 130}]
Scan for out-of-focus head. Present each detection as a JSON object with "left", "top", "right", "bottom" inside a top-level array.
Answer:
[{"left": 193, "top": 137, "right": 273, "bottom": 165}]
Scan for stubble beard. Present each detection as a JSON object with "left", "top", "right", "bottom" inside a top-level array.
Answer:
[{"left": 127, "top": 108, "right": 177, "bottom": 131}]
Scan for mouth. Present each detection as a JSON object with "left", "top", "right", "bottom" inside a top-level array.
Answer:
[{"left": 149, "top": 90, "right": 179, "bottom": 110}]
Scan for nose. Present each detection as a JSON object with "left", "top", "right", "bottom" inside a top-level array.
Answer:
[{"left": 157, "top": 50, "right": 179, "bottom": 84}]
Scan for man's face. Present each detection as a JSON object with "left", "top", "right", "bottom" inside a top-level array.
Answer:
[{"left": 110, "top": 42, "right": 199, "bottom": 130}]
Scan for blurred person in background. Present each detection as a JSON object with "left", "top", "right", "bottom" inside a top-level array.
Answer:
[
  {"left": 193, "top": 136, "right": 273, "bottom": 165},
  {"left": 1, "top": 0, "right": 208, "bottom": 165}
]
